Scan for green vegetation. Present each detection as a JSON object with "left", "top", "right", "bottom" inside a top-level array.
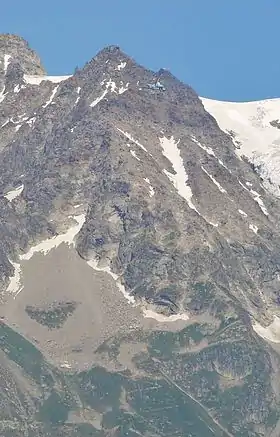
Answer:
[
  {"left": 25, "top": 301, "right": 78, "bottom": 329},
  {"left": 0, "top": 323, "right": 46, "bottom": 382},
  {"left": 0, "top": 317, "right": 280, "bottom": 436},
  {"left": 37, "top": 391, "right": 70, "bottom": 424}
]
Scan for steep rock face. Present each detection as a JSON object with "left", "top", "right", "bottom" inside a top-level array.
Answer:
[
  {"left": 0, "top": 34, "right": 45, "bottom": 77},
  {"left": 1, "top": 36, "right": 280, "bottom": 437}
]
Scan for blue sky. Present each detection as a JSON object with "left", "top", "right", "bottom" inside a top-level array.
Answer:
[{"left": 2, "top": 0, "right": 280, "bottom": 101}]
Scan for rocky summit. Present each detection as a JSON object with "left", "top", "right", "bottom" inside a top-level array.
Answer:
[{"left": 1, "top": 34, "right": 280, "bottom": 437}]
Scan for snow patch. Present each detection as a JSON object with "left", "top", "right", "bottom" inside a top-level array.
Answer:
[
  {"left": 117, "top": 128, "right": 148, "bottom": 152},
  {"left": 191, "top": 135, "right": 216, "bottom": 157},
  {"left": 118, "top": 82, "right": 129, "bottom": 94},
  {"left": 24, "top": 75, "right": 71, "bottom": 85},
  {"left": 42, "top": 85, "right": 59, "bottom": 108},
  {"left": 16, "top": 116, "right": 28, "bottom": 125},
  {"left": 143, "top": 178, "right": 155, "bottom": 197},
  {"left": 90, "top": 79, "right": 128, "bottom": 104},
  {"left": 191, "top": 135, "right": 229, "bottom": 170},
  {"left": 74, "top": 87, "right": 81, "bottom": 104},
  {"left": 43, "top": 86, "right": 58, "bottom": 107},
  {"left": 87, "top": 259, "right": 135, "bottom": 305},
  {"left": 238, "top": 209, "right": 248, "bottom": 217},
  {"left": 238, "top": 180, "right": 268, "bottom": 216},
  {"left": 16, "top": 114, "right": 28, "bottom": 122},
  {"left": 6, "top": 260, "right": 23, "bottom": 297},
  {"left": 107, "top": 79, "right": 117, "bottom": 93},
  {"left": 160, "top": 136, "right": 198, "bottom": 212},
  {"left": 239, "top": 180, "right": 249, "bottom": 192},
  {"left": 26, "top": 117, "right": 36, "bottom": 127},
  {"left": 253, "top": 316, "right": 280, "bottom": 343},
  {"left": 1, "top": 119, "right": 9, "bottom": 128},
  {"left": 201, "top": 166, "right": 227, "bottom": 194},
  {"left": 20, "top": 214, "right": 85, "bottom": 261},
  {"left": 90, "top": 89, "right": 108, "bottom": 108},
  {"left": 143, "top": 309, "right": 189, "bottom": 323},
  {"left": 3, "top": 54, "right": 11, "bottom": 73},
  {"left": 249, "top": 224, "right": 258, "bottom": 234},
  {"left": 163, "top": 169, "right": 177, "bottom": 185},
  {"left": 130, "top": 150, "right": 140, "bottom": 161},
  {"left": 4, "top": 184, "right": 24, "bottom": 201},
  {"left": 90, "top": 79, "right": 117, "bottom": 107},
  {"left": 6, "top": 216, "right": 84, "bottom": 298},
  {"left": 0, "top": 86, "right": 6, "bottom": 104},
  {"left": 250, "top": 188, "right": 269, "bottom": 216},
  {"left": 116, "top": 61, "right": 127, "bottom": 71},
  {"left": 2, "top": 115, "right": 28, "bottom": 129},
  {"left": 14, "top": 84, "right": 26, "bottom": 93},
  {"left": 209, "top": 222, "right": 219, "bottom": 227}
]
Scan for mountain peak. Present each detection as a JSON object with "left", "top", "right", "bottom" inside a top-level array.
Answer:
[
  {"left": 0, "top": 33, "right": 45, "bottom": 76},
  {"left": 94, "top": 44, "right": 128, "bottom": 63},
  {"left": 0, "top": 33, "right": 26, "bottom": 44},
  {"left": 103, "top": 44, "right": 121, "bottom": 53}
]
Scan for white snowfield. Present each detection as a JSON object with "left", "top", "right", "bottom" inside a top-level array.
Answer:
[
  {"left": 23, "top": 74, "right": 71, "bottom": 85},
  {"left": 201, "top": 96, "right": 280, "bottom": 197},
  {"left": 160, "top": 136, "right": 198, "bottom": 212}
]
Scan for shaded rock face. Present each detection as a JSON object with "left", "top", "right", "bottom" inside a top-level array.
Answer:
[{"left": 1, "top": 35, "right": 280, "bottom": 437}]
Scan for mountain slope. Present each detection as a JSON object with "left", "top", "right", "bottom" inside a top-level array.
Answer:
[{"left": 1, "top": 34, "right": 280, "bottom": 436}]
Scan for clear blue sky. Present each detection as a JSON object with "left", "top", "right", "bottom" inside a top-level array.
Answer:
[{"left": 2, "top": 0, "right": 280, "bottom": 101}]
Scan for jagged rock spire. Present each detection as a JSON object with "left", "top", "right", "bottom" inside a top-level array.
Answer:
[{"left": 0, "top": 34, "right": 46, "bottom": 76}]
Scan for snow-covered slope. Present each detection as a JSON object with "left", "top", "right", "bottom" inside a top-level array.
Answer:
[
  {"left": 23, "top": 74, "right": 71, "bottom": 85},
  {"left": 201, "top": 97, "right": 280, "bottom": 197}
]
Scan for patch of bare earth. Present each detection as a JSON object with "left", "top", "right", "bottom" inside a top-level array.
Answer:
[
  {"left": 117, "top": 341, "right": 148, "bottom": 375},
  {"left": 67, "top": 408, "right": 103, "bottom": 430},
  {"left": 218, "top": 374, "right": 244, "bottom": 390},
  {"left": 1, "top": 243, "right": 191, "bottom": 372}
]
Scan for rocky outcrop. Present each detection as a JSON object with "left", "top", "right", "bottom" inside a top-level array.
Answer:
[{"left": 0, "top": 34, "right": 45, "bottom": 76}]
